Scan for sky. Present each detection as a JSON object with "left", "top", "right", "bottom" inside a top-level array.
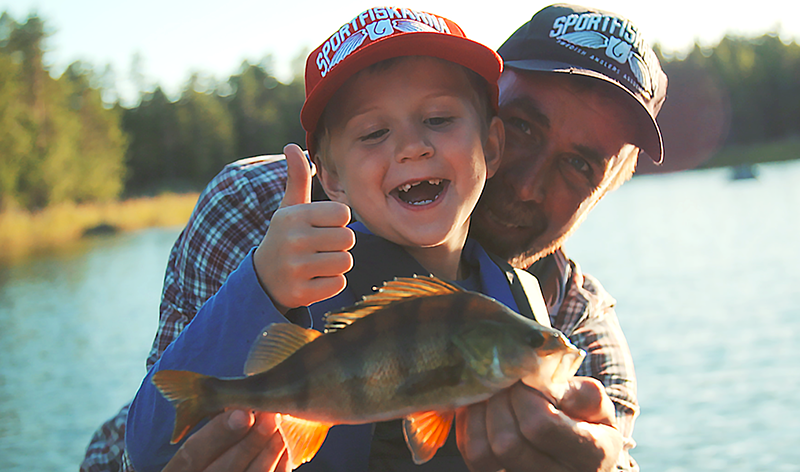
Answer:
[{"left": 3, "top": 0, "right": 799, "bottom": 105}]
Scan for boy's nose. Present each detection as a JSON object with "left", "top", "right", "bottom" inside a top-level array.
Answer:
[{"left": 395, "top": 125, "right": 434, "bottom": 162}]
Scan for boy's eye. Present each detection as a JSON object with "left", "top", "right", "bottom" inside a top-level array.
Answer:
[
  {"left": 425, "top": 116, "right": 454, "bottom": 127},
  {"left": 360, "top": 129, "right": 388, "bottom": 141}
]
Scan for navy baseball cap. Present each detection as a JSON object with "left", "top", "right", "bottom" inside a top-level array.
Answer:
[{"left": 498, "top": 4, "right": 667, "bottom": 163}]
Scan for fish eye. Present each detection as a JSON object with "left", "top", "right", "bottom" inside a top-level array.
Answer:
[{"left": 527, "top": 331, "right": 545, "bottom": 348}]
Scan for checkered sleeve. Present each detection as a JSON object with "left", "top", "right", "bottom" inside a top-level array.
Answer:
[
  {"left": 552, "top": 263, "right": 639, "bottom": 472},
  {"left": 80, "top": 156, "right": 288, "bottom": 472}
]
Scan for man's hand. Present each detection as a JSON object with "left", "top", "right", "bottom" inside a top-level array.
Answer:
[
  {"left": 254, "top": 144, "right": 355, "bottom": 312},
  {"left": 455, "top": 377, "right": 623, "bottom": 472},
  {"left": 161, "top": 410, "right": 290, "bottom": 472}
]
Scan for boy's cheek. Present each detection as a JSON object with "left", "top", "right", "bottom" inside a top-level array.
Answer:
[
  {"left": 480, "top": 116, "right": 505, "bottom": 180},
  {"left": 316, "top": 164, "right": 349, "bottom": 204}
]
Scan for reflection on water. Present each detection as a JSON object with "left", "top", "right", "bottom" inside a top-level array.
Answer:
[
  {"left": 565, "top": 160, "right": 800, "bottom": 471},
  {"left": 0, "top": 161, "right": 798, "bottom": 471},
  {"left": 0, "top": 227, "right": 180, "bottom": 470}
]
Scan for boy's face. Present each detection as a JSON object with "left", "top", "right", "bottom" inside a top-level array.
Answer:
[{"left": 318, "top": 57, "right": 502, "bottom": 252}]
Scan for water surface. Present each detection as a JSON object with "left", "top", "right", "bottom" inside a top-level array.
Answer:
[
  {"left": 565, "top": 161, "right": 800, "bottom": 471},
  {"left": 0, "top": 228, "right": 178, "bottom": 470}
]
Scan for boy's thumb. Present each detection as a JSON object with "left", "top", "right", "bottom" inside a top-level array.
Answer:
[{"left": 280, "top": 144, "right": 312, "bottom": 208}]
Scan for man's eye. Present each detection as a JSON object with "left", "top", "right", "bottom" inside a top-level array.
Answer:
[
  {"left": 566, "top": 155, "right": 591, "bottom": 176},
  {"left": 506, "top": 117, "right": 531, "bottom": 135},
  {"left": 360, "top": 129, "right": 388, "bottom": 141},
  {"left": 425, "top": 116, "right": 453, "bottom": 127}
]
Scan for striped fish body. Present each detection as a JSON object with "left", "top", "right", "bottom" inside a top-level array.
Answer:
[
  {"left": 153, "top": 276, "right": 584, "bottom": 469},
  {"left": 213, "top": 293, "right": 521, "bottom": 422}
]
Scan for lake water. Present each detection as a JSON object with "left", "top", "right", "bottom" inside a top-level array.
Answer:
[{"left": 0, "top": 161, "right": 798, "bottom": 471}]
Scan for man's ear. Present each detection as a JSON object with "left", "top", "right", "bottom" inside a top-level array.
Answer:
[
  {"left": 315, "top": 160, "right": 349, "bottom": 205},
  {"left": 483, "top": 116, "right": 504, "bottom": 178}
]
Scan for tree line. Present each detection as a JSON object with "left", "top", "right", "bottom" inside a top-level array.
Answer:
[{"left": 2, "top": 11, "right": 799, "bottom": 211}]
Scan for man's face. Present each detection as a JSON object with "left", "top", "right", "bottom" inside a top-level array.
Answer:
[{"left": 471, "top": 69, "right": 639, "bottom": 268}]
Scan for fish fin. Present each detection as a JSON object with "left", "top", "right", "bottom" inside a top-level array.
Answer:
[
  {"left": 151, "top": 370, "right": 219, "bottom": 443},
  {"left": 244, "top": 323, "right": 322, "bottom": 375},
  {"left": 276, "top": 414, "right": 333, "bottom": 470},
  {"left": 402, "top": 410, "right": 454, "bottom": 465},
  {"left": 324, "top": 276, "right": 462, "bottom": 332}
]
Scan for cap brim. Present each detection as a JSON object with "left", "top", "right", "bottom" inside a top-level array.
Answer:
[
  {"left": 504, "top": 59, "right": 663, "bottom": 164},
  {"left": 302, "top": 33, "right": 502, "bottom": 157}
]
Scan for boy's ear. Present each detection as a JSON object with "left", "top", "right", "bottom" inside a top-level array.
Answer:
[
  {"left": 483, "top": 116, "right": 504, "bottom": 178},
  {"left": 315, "top": 161, "right": 348, "bottom": 204}
]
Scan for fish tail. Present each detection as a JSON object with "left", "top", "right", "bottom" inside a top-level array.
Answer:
[{"left": 152, "top": 369, "right": 219, "bottom": 444}]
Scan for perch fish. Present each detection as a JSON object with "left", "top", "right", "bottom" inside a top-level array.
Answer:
[{"left": 153, "top": 276, "right": 585, "bottom": 469}]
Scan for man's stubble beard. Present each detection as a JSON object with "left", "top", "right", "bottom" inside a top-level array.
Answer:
[{"left": 470, "top": 179, "right": 553, "bottom": 268}]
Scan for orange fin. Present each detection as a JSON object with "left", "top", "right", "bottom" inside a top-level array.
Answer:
[
  {"left": 402, "top": 410, "right": 454, "bottom": 465},
  {"left": 276, "top": 414, "right": 334, "bottom": 470},
  {"left": 152, "top": 370, "right": 219, "bottom": 443},
  {"left": 324, "top": 276, "right": 462, "bottom": 332},
  {"left": 244, "top": 323, "right": 322, "bottom": 375}
]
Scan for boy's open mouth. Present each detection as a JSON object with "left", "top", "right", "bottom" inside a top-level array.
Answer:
[{"left": 393, "top": 179, "right": 447, "bottom": 206}]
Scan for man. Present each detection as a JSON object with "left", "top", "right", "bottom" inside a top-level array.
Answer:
[{"left": 81, "top": 4, "right": 666, "bottom": 472}]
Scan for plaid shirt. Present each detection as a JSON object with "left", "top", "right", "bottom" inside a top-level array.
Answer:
[{"left": 81, "top": 155, "right": 638, "bottom": 472}]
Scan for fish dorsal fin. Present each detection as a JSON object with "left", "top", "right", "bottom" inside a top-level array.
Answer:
[
  {"left": 277, "top": 414, "right": 334, "bottom": 470},
  {"left": 402, "top": 410, "right": 454, "bottom": 465},
  {"left": 324, "top": 276, "right": 462, "bottom": 333},
  {"left": 244, "top": 323, "right": 322, "bottom": 376}
]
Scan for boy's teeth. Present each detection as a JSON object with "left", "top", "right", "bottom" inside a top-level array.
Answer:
[{"left": 398, "top": 179, "right": 442, "bottom": 193}]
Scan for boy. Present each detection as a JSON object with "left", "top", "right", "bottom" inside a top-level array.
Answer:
[{"left": 126, "top": 7, "right": 549, "bottom": 471}]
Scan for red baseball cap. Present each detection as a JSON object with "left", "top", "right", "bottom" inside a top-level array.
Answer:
[{"left": 301, "top": 6, "right": 503, "bottom": 158}]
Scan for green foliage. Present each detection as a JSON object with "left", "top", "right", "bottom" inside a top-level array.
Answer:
[
  {"left": 61, "top": 62, "right": 127, "bottom": 202},
  {"left": 0, "top": 11, "right": 126, "bottom": 210},
  {"left": 0, "top": 50, "right": 35, "bottom": 208},
  {"left": 226, "top": 62, "right": 305, "bottom": 158},
  {"left": 121, "top": 62, "right": 305, "bottom": 192},
  {"left": 122, "top": 87, "right": 182, "bottom": 192},
  {"left": 175, "top": 74, "right": 236, "bottom": 185},
  {"left": 661, "top": 34, "right": 800, "bottom": 147},
  {"left": 2, "top": 11, "right": 799, "bottom": 212}
]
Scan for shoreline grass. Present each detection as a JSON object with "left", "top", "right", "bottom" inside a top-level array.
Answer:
[
  {"left": 2, "top": 139, "right": 796, "bottom": 265},
  {"left": 701, "top": 136, "right": 800, "bottom": 169},
  {"left": 0, "top": 192, "right": 200, "bottom": 265}
]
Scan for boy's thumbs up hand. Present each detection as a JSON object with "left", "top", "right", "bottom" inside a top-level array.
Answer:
[
  {"left": 279, "top": 143, "right": 313, "bottom": 208},
  {"left": 254, "top": 144, "right": 355, "bottom": 313}
]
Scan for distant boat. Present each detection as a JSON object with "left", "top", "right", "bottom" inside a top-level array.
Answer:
[{"left": 730, "top": 164, "right": 758, "bottom": 180}]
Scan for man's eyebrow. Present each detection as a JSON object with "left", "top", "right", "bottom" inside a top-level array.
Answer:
[{"left": 504, "top": 96, "right": 550, "bottom": 129}]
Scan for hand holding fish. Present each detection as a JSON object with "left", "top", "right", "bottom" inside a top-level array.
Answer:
[
  {"left": 455, "top": 377, "right": 623, "bottom": 472},
  {"left": 161, "top": 410, "right": 291, "bottom": 472},
  {"left": 253, "top": 144, "right": 355, "bottom": 313}
]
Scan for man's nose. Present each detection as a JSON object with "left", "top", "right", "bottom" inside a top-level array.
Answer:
[
  {"left": 395, "top": 124, "right": 434, "bottom": 162},
  {"left": 506, "top": 155, "right": 548, "bottom": 203}
]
